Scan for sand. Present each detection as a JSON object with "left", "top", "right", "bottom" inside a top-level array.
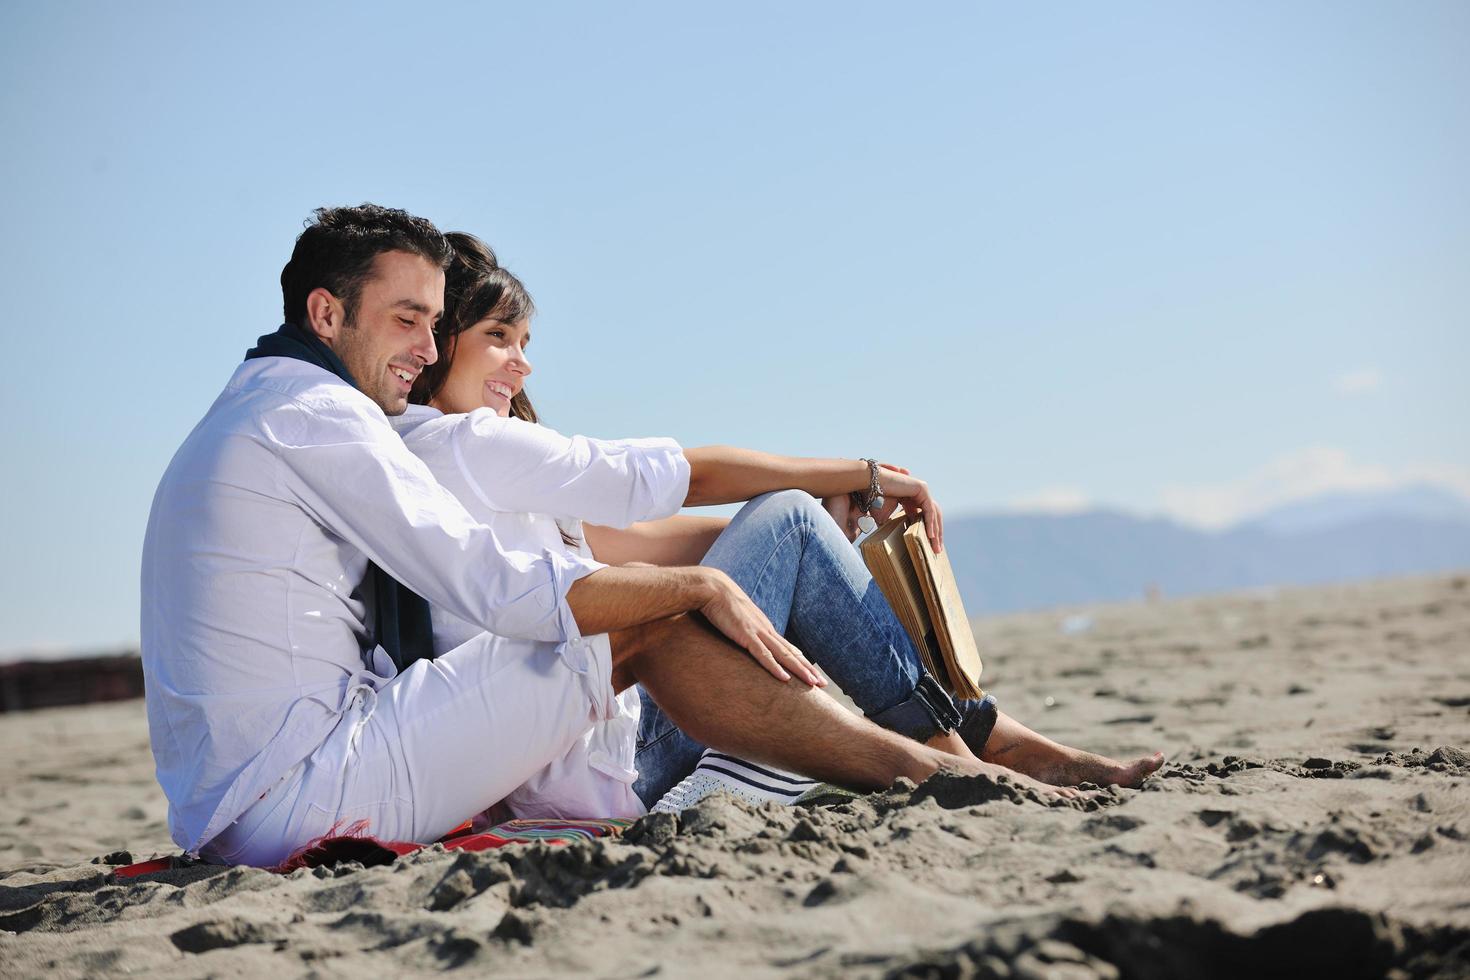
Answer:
[{"left": 2, "top": 573, "right": 1468, "bottom": 977}]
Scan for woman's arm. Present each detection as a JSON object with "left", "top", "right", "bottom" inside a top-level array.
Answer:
[
  {"left": 584, "top": 516, "right": 730, "bottom": 567},
  {"left": 399, "top": 410, "right": 689, "bottom": 529},
  {"left": 403, "top": 412, "right": 940, "bottom": 550},
  {"left": 683, "top": 447, "right": 874, "bottom": 506},
  {"left": 683, "top": 447, "right": 945, "bottom": 551}
]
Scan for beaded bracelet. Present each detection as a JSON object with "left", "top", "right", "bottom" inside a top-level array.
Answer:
[{"left": 850, "top": 458, "right": 885, "bottom": 534}]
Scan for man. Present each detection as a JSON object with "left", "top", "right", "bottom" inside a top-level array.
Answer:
[{"left": 142, "top": 204, "right": 1029, "bottom": 867}]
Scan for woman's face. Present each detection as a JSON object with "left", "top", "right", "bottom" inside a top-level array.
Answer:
[{"left": 429, "top": 317, "right": 532, "bottom": 417}]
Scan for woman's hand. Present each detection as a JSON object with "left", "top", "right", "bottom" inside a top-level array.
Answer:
[
  {"left": 698, "top": 569, "right": 827, "bottom": 688},
  {"left": 869, "top": 464, "right": 945, "bottom": 554}
]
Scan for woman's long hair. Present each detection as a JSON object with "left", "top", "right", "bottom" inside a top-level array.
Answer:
[
  {"left": 410, "top": 234, "right": 581, "bottom": 549},
  {"left": 410, "top": 231, "right": 539, "bottom": 422}
]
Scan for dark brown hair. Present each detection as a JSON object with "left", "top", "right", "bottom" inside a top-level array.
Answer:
[
  {"left": 414, "top": 234, "right": 580, "bottom": 547},
  {"left": 409, "top": 231, "right": 539, "bottom": 422},
  {"left": 281, "top": 204, "right": 452, "bottom": 328}
]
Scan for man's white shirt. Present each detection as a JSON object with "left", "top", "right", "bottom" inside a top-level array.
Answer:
[{"left": 140, "top": 358, "right": 606, "bottom": 854}]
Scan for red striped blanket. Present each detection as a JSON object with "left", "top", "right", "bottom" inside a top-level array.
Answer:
[{"left": 111, "top": 817, "right": 635, "bottom": 879}]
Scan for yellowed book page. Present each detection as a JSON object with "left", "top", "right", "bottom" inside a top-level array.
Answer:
[
  {"left": 860, "top": 519, "right": 935, "bottom": 676},
  {"left": 903, "top": 521, "right": 985, "bottom": 699},
  {"left": 860, "top": 517, "right": 940, "bottom": 678}
]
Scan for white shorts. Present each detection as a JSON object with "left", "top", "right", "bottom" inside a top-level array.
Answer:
[
  {"left": 205, "top": 630, "right": 618, "bottom": 867},
  {"left": 502, "top": 682, "right": 645, "bottom": 822}
]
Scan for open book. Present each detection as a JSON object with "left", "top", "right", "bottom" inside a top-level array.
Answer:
[{"left": 860, "top": 513, "right": 986, "bottom": 700}]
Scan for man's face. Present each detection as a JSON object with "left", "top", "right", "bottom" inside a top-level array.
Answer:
[{"left": 330, "top": 251, "right": 444, "bottom": 416}]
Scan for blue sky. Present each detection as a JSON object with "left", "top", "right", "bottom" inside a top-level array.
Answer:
[{"left": 1, "top": 2, "right": 1466, "bottom": 655}]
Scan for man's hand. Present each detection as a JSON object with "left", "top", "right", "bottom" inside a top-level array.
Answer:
[
  {"left": 565, "top": 564, "right": 826, "bottom": 687},
  {"left": 697, "top": 568, "right": 827, "bottom": 687}
]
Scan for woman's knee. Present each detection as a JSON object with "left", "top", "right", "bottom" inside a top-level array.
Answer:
[
  {"left": 745, "top": 489, "right": 828, "bottom": 531},
  {"left": 706, "top": 490, "right": 847, "bottom": 588}
]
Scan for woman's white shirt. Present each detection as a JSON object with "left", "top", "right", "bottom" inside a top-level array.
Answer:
[{"left": 391, "top": 405, "right": 690, "bottom": 819}]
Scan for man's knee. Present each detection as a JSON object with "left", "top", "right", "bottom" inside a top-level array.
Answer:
[
  {"left": 608, "top": 612, "right": 706, "bottom": 667},
  {"left": 609, "top": 619, "right": 673, "bottom": 693}
]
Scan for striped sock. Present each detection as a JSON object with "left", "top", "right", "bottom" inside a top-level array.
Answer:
[{"left": 651, "top": 749, "right": 820, "bottom": 814}]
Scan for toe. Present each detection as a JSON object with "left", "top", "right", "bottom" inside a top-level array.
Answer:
[{"left": 1119, "top": 752, "right": 1166, "bottom": 787}]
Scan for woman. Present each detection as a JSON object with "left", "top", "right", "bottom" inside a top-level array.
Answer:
[{"left": 397, "top": 233, "right": 1163, "bottom": 818}]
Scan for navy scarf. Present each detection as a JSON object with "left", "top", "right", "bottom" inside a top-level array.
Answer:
[{"left": 246, "top": 323, "right": 435, "bottom": 673}]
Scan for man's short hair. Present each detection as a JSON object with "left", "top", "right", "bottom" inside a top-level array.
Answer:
[{"left": 280, "top": 204, "right": 453, "bottom": 327}]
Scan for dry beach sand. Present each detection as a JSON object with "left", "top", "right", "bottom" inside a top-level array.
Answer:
[{"left": 2, "top": 573, "right": 1468, "bottom": 978}]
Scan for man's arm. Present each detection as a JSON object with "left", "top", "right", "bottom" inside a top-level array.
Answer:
[
  {"left": 276, "top": 402, "right": 606, "bottom": 645},
  {"left": 276, "top": 398, "right": 821, "bottom": 685},
  {"left": 565, "top": 564, "right": 824, "bottom": 687}
]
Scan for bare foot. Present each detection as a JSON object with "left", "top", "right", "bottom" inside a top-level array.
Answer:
[
  {"left": 978, "top": 712, "right": 1165, "bottom": 789},
  {"left": 1035, "top": 750, "right": 1165, "bottom": 789},
  {"left": 944, "top": 757, "right": 1093, "bottom": 802}
]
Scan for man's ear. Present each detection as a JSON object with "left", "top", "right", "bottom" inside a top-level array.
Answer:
[{"left": 304, "top": 287, "right": 346, "bottom": 346}]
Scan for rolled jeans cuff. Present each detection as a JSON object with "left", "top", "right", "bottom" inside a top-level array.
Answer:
[
  {"left": 959, "top": 694, "right": 1000, "bottom": 756},
  {"left": 868, "top": 674, "right": 963, "bottom": 742}
]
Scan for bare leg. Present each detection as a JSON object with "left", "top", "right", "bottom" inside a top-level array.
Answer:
[
  {"left": 609, "top": 615, "right": 1076, "bottom": 798},
  {"left": 929, "top": 730, "right": 977, "bottom": 760},
  {"left": 689, "top": 492, "right": 1154, "bottom": 790},
  {"left": 920, "top": 711, "right": 1160, "bottom": 789},
  {"left": 978, "top": 711, "right": 1164, "bottom": 788}
]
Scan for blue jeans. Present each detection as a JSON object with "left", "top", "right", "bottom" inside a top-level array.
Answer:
[{"left": 632, "top": 490, "right": 994, "bottom": 806}]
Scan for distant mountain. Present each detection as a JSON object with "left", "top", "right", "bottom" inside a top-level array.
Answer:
[
  {"left": 1240, "top": 484, "right": 1470, "bottom": 535},
  {"left": 945, "top": 487, "right": 1470, "bottom": 614}
]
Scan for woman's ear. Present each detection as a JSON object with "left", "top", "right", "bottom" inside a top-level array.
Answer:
[{"left": 304, "top": 287, "right": 345, "bottom": 343}]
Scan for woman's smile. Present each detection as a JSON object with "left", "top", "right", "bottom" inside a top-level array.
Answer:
[{"left": 484, "top": 378, "right": 518, "bottom": 407}]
